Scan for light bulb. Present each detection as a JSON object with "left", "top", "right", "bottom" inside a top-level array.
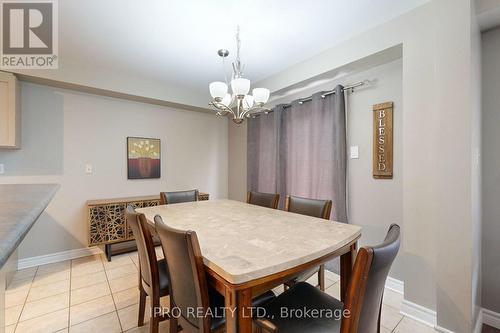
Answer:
[
  {"left": 209, "top": 81, "right": 228, "bottom": 100},
  {"left": 252, "top": 88, "right": 270, "bottom": 104},
  {"left": 231, "top": 78, "right": 250, "bottom": 96}
]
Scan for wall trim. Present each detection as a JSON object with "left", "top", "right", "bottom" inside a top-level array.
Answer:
[
  {"left": 435, "top": 325, "right": 455, "bottom": 333},
  {"left": 18, "top": 247, "right": 102, "bottom": 270},
  {"left": 473, "top": 309, "right": 484, "bottom": 333},
  {"left": 385, "top": 276, "right": 404, "bottom": 294},
  {"left": 483, "top": 308, "right": 500, "bottom": 329},
  {"left": 401, "top": 299, "right": 437, "bottom": 328}
]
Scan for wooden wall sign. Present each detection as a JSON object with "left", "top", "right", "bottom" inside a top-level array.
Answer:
[{"left": 373, "top": 102, "right": 393, "bottom": 179}]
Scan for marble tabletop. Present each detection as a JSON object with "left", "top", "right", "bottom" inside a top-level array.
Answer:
[
  {"left": 0, "top": 184, "right": 59, "bottom": 268},
  {"left": 137, "top": 199, "right": 361, "bottom": 284}
]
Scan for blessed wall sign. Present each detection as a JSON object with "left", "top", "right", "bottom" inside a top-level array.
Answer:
[{"left": 373, "top": 102, "right": 393, "bottom": 179}]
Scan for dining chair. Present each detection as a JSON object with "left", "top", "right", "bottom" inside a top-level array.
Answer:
[
  {"left": 160, "top": 189, "right": 199, "bottom": 204},
  {"left": 284, "top": 195, "right": 333, "bottom": 291},
  {"left": 255, "top": 224, "right": 401, "bottom": 333},
  {"left": 246, "top": 191, "right": 280, "bottom": 209},
  {"left": 154, "top": 215, "right": 276, "bottom": 333},
  {"left": 125, "top": 206, "right": 170, "bottom": 333}
]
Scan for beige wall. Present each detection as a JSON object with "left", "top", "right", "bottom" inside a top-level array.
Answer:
[
  {"left": 481, "top": 26, "right": 500, "bottom": 315},
  {"left": 0, "top": 82, "right": 228, "bottom": 259},
  {"left": 228, "top": 121, "right": 247, "bottom": 202}
]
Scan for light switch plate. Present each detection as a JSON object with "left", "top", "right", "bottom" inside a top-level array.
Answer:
[
  {"left": 0, "top": 164, "right": 4, "bottom": 174},
  {"left": 85, "top": 164, "right": 93, "bottom": 174},
  {"left": 350, "top": 146, "right": 359, "bottom": 159}
]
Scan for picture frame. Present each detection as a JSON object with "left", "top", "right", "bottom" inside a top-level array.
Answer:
[{"left": 127, "top": 137, "right": 161, "bottom": 179}]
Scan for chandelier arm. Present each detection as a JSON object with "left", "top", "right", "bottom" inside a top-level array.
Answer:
[{"left": 209, "top": 101, "right": 235, "bottom": 116}]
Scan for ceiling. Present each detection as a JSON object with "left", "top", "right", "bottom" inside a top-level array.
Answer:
[{"left": 59, "top": 0, "right": 428, "bottom": 99}]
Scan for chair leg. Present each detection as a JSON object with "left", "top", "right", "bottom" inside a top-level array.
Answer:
[
  {"left": 138, "top": 287, "right": 147, "bottom": 327},
  {"left": 150, "top": 296, "right": 160, "bottom": 333},
  {"left": 169, "top": 315, "right": 178, "bottom": 333},
  {"left": 318, "top": 264, "right": 325, "bottom": 291}
]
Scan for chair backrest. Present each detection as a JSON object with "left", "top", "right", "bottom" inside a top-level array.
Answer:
[
  {"left": 125, "top": 205, "right": 158, "bottom": 289},
  {"left": 284, "top": 195, "right": 332, "bottom": 219},
  {"left": 160, "top": 189, "right": 199, "bottom": 205},
  {"left": 246, "top": 191, "right": 280, "bottom": 209},
  {"left": 154, "top": 215, "right": 211, "bottom": 333},
  {"left": 341, "top": 224, "right": 401, "bottom": 333}
]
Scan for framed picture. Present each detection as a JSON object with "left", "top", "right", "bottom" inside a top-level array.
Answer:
[{"left": 127, "top": 137, "right": 161, "bottom": 179}]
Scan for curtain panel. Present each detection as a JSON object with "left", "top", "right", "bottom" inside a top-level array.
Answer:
[{"left": 247, "top": 85, "right": 347, "bottom": 222}]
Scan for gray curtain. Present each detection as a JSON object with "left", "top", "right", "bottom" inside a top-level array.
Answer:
[{"left": 247, "top": 85, "right": 347, "bottom": 222}]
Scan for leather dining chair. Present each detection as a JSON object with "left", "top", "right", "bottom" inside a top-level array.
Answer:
[
  {"left": 160, "top": 189, "right": 199, "bottom": 205},
  {"left": 255, "top": 224, "right": 401, "bottom": 333},
  {"left": 125, "top": 206, "right": 170, "bottom": 333},
  {"left": 246, "top": 191, "right": 280, "bottom": 209},
  {"left": 284, "top": 195, "right": 333, "bottom": 291},
  {"left": 154, "top": 215, "right": 276, "bottom": 333}
]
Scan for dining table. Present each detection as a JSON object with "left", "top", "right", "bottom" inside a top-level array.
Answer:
[{"left": 137, "top": 199, "right": 361, "bottom": 333}]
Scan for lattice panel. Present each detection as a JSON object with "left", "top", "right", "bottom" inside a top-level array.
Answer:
[{"left": 89, "top": 203, "right": 126, "bottom": 245}]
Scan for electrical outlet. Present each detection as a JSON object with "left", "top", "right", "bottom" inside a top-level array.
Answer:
[
  {"left": 0, "top": 164, "right": 4, "bottom": 174},
  {"left": 85, "top": 164, "right": 93, "bottom": 174},
  {"left": 350, "top": 146, "right": 359, "bottom": 159}
]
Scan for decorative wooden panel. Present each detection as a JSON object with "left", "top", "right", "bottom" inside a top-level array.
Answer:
[
  {"left": 373, "top": 102, "right": 393, "bottom": 179},
  {"left": 87, "top": 193, "right": 208, "bottom": 246}
]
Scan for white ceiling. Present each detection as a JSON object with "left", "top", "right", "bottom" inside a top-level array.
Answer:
[{"left": 59, "top": 0, "right": 428, "bottom": 98}]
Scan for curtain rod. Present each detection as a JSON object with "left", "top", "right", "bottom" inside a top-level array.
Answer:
[
  {"left": 282, "top": 80, "right": 369, "bottom": 109},
  {"left": 250, "top": 79, "right": 373, "bottom": 117}
]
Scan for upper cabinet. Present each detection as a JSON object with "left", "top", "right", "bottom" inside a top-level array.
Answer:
[{"left": 0, "top": 72, "right": 20, "bottom": 149}]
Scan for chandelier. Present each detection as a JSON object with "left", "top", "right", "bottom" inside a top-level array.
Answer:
[{"left": 208, "top": 27, "right": 271, "bottom": 124}]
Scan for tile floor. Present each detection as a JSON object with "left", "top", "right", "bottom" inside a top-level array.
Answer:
[{"left": 2, "top": 249, "right": 479, "bottom": 333}]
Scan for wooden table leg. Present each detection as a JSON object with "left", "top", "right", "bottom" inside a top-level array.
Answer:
[
  {"left": 225, "top": 288, "right": 238, "bottom": 333},
  {"left": 237, "top": 288, "right": 253, "bottom": 333},
  {"left": 340, "top": 242, "right": 357, "bottom": 302}
]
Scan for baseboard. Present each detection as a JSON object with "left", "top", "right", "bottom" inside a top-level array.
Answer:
[
  {"left": 473, "top": 309, "right": 484, "bottom": 333},
  {"left": 401, "top": 299, "right": 437, "bottom": 328},
  {"left": 435, "top": 325, "right": 455, "bottom": 333},
  {"left": 385, "top": 276, "right": 404, "bottom": 294},
  {"left": 483, "top": 308, "right": 500, "bottom": 329},
  {"left": 18, "top": 247, "right": 102, "bottom": 270}
]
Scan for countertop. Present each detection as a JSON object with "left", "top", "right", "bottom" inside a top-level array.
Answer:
[
  {"left": 138, "top": 199, "right": 361, "bottom": 284},
  {"left": 0, "top": 184, "right": 59, "bottom": 268}
]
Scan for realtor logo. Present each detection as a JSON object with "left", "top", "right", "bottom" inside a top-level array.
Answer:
[{"left": 1, "top": 0, "right": 58, "bottom": 69}]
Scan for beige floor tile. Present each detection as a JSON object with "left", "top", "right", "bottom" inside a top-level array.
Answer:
[
  {"left": 394, "top": 316, "right": 439, "bottom": 333},
  {"left": 155, "top": 247, "right": 164, "bottom": 259},
  {"left": 71, "top": 255, "right": 102, "bottom": 267},
  {"left": 71, "top": 270, "right": 107, "bottom": 290},
  {"left": 272, "top": 285, "right": 284, "bottom": 295},
  {"left": 384, "top": 289, "right": 404, "bottom": 310},
  {"left": 5, "top": 324, "right": 16, "bottom": 333},
  {"left": 69, "top": 311, "right": 121, "bottom": 333},
  {"left": 71, "top": 282, "right": 111, "bottom": 306},
  {"left": 5, "top": 304, "right": 23, "bottom": 326},
  {"left": 109, "top": 273, "right": 138, "bottom": 294},
  {"left": 381, "top": 304, "right": 404, "bottom": 331},
  {"left": 6, "top": 277, "right": 32, "bottom": 293},
  {"left": 71, "top": 261, "right": 104, "bottom": 277},
  {"left": 381, "top": 327, "right": 391, "bottom": 333},
  {"left": 117, "top": 303, "right": 142, "bottom": 331},
  {"left": 124, "top": 320, "right": 169, "bottom": 333},
  {"left": 5, "top": 287, "right": 29, "bottom": 307},
  {"left": 105, "top": 264, "right": 138, "bottom": 280},
  {"left": 324, "top": 269, "right": 340, "bottom": 283},
  {"left": 69, "top": 295, "right": 115, "bottom": 326},
  {"left": 113, "top": 287, "right": 140, "bottom": 310},
  {"left": 36, "top": 261, "right": 71, "bottom": 275},
  {"left": 11, "top": 267, "right": 38, "bottom": 282},
  {"left": 102, "top": 254, "right": 134, "bottom": 270},
  {"left": 27, "top": 279, "right": 70, "bottom": 302},
  {"left": 15, "top": 308, "right": 69, "bottom": 333},
  {"left": 32, "top": 270, "right": 70, "bottom": 287},
  {"left": 325, "top": 282, "right": 341, "bottom": 299},
  {"left": 20, "top": 292, "right": 69, "bottom": 321}
]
